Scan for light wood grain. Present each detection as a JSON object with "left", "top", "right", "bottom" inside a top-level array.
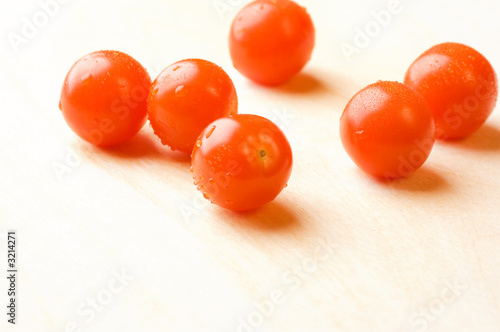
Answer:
[{"left": 1, "top": 0, "right": 500, "bottom": 331}]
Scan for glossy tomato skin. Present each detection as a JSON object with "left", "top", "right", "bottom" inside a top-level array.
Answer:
[
  {"left": 148, "top": 59, "right": 238, "bottom": 154},
  {"left": 404, "top": 42, "right": 498, "bottom": 139},
  {"left": 229, "top": 0, "right": 315, "bottom": 86},
  {"left": 191, "top": 114, "right": 293, "bottom": 211},
  {"left": 340, "top": 81, "right": 435, "bottom": 179},
  {"left": 60, "top": 50, "right": 151, "bottom": 147}
]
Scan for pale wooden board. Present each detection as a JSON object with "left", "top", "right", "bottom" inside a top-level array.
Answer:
[{"left": 1, "top": 0, "right": 500, "bottom": 331}]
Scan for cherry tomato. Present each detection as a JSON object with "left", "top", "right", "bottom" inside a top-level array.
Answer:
[
  {"left": 229, "top": 0, "right": 315, "bottom": 86},
  {"left": 59, "top": 50, "right": 151, "bottom": 147},
  {"left": 404, "top": 42, "right": 498, "bottom": 139},
  {"left": 191, "top": 114, "right": 293, "bottom": 211},
  {"left": 340, "top": 81, "right": 435, "bottom": 179},
  {"left": 148, "top": 59, "right": 238, "bottom": 154}
]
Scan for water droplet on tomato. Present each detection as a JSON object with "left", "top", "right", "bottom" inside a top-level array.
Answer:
[
  {"left": 175, "top": 85, "right": 186, "bottom": 97},
  {"left": 205, "top": 125, "right": 216, "bottom": 139},
  {"left": 196, "top": 140, "right": 202, "bottom": 147},
  {"left": 152, "top": 87, "right": 159, "bottom": 96},
  {"left": 203, "top": 192, "right": 211, "bottom": 200},
  {"left": 81, "top": 73, "right": 92, "bottom": 85},
  {"left": 58, "top": 100, "right": 62, "bottom": 111},
  {"left": 190, "top": 166, "right": 194, "bottom": 173}
]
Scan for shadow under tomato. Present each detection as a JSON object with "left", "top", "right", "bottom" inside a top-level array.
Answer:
[
  {"left": 375, "top": 167, "right": 450, "bottom": 193},
  {"left": 224, "top": 201, "right": 301, "bottom": 233},
  {"left": 442, "top": 124, "right": 500, "bottom": 151},
  {"left": 275, "top": 72, "right": 328, "bottom": 95},
  {"left": 97, "top": 129, "right": 190, "bottom": 164}
]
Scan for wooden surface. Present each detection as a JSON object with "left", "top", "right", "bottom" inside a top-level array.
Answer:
[{"left": 1, "top": 0, "right": 500, "bottom": 331}]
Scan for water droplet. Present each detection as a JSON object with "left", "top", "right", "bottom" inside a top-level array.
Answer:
[
  {"left": 203, "top": 192, "right": 211, "bottom": 200},
  {"left": 58, "top": 100, "right": 62, "bottom": 111},
  {"left": 175, "top": 85, "right": 187, "bottom": 97},
  {"left": 190, "top": 166, "right": 194, "bottom": 173},
  {"left": 81, "top": 73, "right": 92, "bottom": 85},
  {"left": 205, "top": 125, "right": 216, "bottom": 139},
  {"left": 284, "top": 183, "right": 288, "bottom": 188},
  {"left": 152, "top": 87, "right": 159, "bottom": 96},
  {"left": 208, "top": 178, "right": 215, "bottom": 184},
  {"left": 196, "top": 140, "right": 202, "bottom": 147},
  {"left": 173, "top": 65, "right": 181, "bottom": 71}
]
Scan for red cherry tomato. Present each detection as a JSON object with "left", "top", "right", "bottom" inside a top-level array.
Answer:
[
  {"left": 59, "top": 50, "right": 151, "bottom": 147},
  {"left": 148, "top": 59, "right": 238, "bottom": 154},
  {"left": 229, "top": 0, "right": 315, "bottom": 86},
  {"left": 404, "top": 42, "right": 498, "bottom": 139},
  {"left": 191, "top": 114, "right": 293, "bottom": 211},
  {"left": 340, "top": 81, "right": 435, "bottom": 179}
]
